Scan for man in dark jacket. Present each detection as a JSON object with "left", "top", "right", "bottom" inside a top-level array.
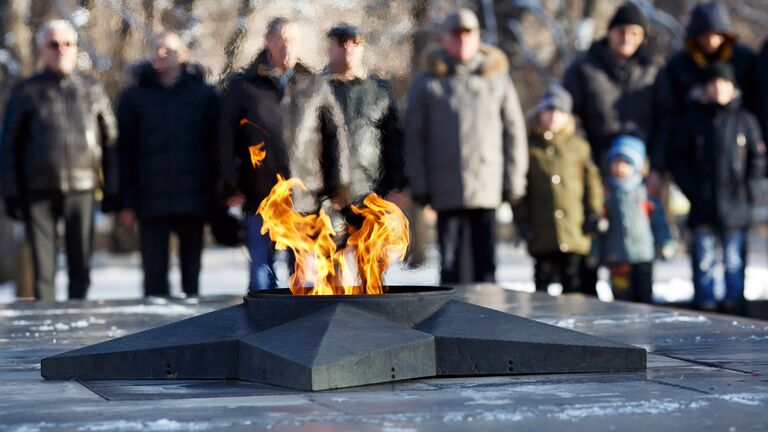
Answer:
[
  {"left": 671, "top": 63, "right": 766, "bottom": 314},
  {"left": 1, "top": 20, "right": 118, "bottom": 300},
  {"left": 657, "top": 1, "right": 757, "bottom": 171},
  {"left": 116, "top": 32, "right": 219, "bottom": 298},
  {"left": 219, "top": 17, "right": 350, "bottom": 292},
  {"left": 323, "top": 23, "right": 404, "bottom": 201},
  {"left": 563, "top": 2, "right": 659, "bottom": 295},
  {"left": 758, "top": 38, "right": 768, "bottom": 144},
  {"left": 405, "top": 8, "right": 528, "bottom": 284},
  {"left": 563, "top": 2, "right": 660, "bottom": 170}
]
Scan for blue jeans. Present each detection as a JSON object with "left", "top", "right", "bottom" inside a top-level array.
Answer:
[
  {"left": 690, "top": 225, "right": 747, "bottom": 309},
  {"left": 246, "top": 214, "right": 276, "bottom": 291}
]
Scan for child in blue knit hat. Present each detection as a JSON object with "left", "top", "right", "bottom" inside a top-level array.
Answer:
[{"left": 597, "top": 135, "right": 675, "bottom": 303}]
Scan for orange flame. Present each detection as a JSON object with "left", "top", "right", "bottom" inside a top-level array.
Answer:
[
  {"left": 239, "top": 118, "right": 271, "bottom": 137},
  {"left": 256, "top": 175, "right": 410, "bottom": 295},
  {"left": 248, "top": 142, "right": 266, "bottom": 168},
  {"left": 346, "top": 194, "right": 410, "bottom": 294},
  {"left": 256, "top": 175, "right": 339, "bottom": 295},
  {"left": 240, "top": 118, "right": 270, "bottom": 169}
]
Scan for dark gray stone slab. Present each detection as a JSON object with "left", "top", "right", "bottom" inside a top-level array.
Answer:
[
  {"left": 41, "top": 304, "right": 260, "bottom": 380},
  {"left": 3, "top": 286, "right": 768, "bottom": 430},
  {"left": 239, "top": 303, "right": 436, "bottom": 390},
  {"left": 415, "top": 299, "right": 646, "bottom": 375}
]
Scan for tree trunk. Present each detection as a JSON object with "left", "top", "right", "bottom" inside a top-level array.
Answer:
[
  {"left": 221, "top": 0, "right": 254, "bottom": 79},
  {"left": 162, "top": 0, "right": 195, "bottom": 39},
  {"left": 0, "top": 0, "right": 35, "bottom": 76},
  {"left": 143, "top": 0, "right": 155, "bottom": 32}
]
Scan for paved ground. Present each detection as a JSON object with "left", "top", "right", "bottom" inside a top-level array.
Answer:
[
  {"left": 1, "top": 285, "right": 768, "bottom": 431},
  {"left": 1, "top": 236, "right": 767, "bottom": 304}
]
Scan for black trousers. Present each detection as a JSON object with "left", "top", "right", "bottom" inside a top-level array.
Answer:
[
  {"left": 24, "top": 191, "right": 94, "bottom": 300},
  {"left": 139, "top": 215, "right": 204, "bottom": 297},
  {"left": 579, "top": 261, "right": 599, "bottom": 296},
  {"left": 436, "top": 209, "right": 496, "bottom": 284},
  {"left": 532, "top": 252, "right": 583, "bottom": 293},
  {"left": 609, "top": 262, "right": 653, "bottom": 303}
]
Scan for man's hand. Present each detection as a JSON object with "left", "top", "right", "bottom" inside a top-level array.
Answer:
[
  {"left": 226, "top": 193, "right": 245, "bottom": 208},
  {"left": 502, "top": 189, "right": 520, "bottom": 206},
  {"left": 583, "top": 215, "right": 609, "bottom": 236},
  {"left": 118, "top": 209, "right": 136, "bottom": 226}
]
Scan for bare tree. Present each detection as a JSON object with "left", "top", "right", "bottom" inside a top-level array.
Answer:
[
  {"left": 143, "top": 0, "right": 155, "bottom": 32},
  {"left": 0, "top": 0, "right": 35, "bottom": 77},
  {"left": 221, "top": 0, "right": 255, "bottom": 79}
]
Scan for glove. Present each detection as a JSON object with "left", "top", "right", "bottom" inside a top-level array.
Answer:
[
  {"left": 3, "top": 197, "right": 24, "bottom": 220},
  {"left": 503, "top": 189, "right": 523, "bottom": 207},
  {"left": 658, "top": 242, "right": 677, "bottom": 260},
  {"left": 583, "top": 215, "right": 609, "bottom": 236}
]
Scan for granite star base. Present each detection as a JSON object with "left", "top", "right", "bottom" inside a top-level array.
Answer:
[{"left": 41, "top": 287, "right": 646, "bottom": 391}]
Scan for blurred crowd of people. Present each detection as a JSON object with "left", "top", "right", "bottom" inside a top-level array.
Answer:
[{"left": 1, "top": 2, "right": 767, "bottom": 316}]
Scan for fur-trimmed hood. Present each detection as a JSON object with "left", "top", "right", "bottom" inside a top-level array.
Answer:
[
  {"left": 685, "top": 35, "right": 737, "bottom": 70},
  {"left": 686, "top": 1, "right": 734, "bottom": 40},
  {"left": 423, "top": 44, "right": 509, "bottom": 78}
]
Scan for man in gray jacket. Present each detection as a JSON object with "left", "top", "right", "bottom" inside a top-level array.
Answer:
[
  {"left": 2, "top": 20, "right": 118, "bottom": 300},
  {"left": 405, "top": 8, "right": 527, "bottom": 284}
]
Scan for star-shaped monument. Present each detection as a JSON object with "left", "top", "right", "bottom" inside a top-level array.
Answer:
[{"left": 42, "top": 287, "right": 645, "bottom": 391}]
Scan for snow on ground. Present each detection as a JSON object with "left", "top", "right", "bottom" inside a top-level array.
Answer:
[{"left": 0, "top": 239, "right": 766, "bottom": 304}]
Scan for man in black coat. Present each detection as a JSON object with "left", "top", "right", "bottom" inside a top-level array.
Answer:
[
  {"left": 218, "top": 17, "right": 349, "bottom": 292},
  {"left": 1, "top": 20, "right": 118, "bottom": 301},
  {"left": 758, "top": 38, "right": 768, "bottom": 146},
  {"left": 657, "top": 1, "right": 757, "bottom": 171},
  {"left": 116, "top": 32, "right": 219, "bottom": 297},
  {"left": 323, "top": 23, "right": 404, "bottom": 202},
  {"left": 563, "top": 2, "right": 660, "bottom": 170},
  {"left": 671, "top": 63, "right": 766, "bottom": 314},
  {"left": 563, "top": 3, "right": 659, "bottom": 296}
]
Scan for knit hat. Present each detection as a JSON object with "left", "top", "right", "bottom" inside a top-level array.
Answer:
[
  {"left": 607, "top": 135, "right": 646, "bottom": 173},
  {"left": 609, "top": 3, "right": 649, "bottom": 33},
  {"left": 327, "top": 23, "right": 364, "bottom": 41},
  {"left": 536, "top": 84, "right": 573, "bottom": 114},
  {"left": 443, "top": 8, "right": 480, "bottom": 33},
  {"left": 686, "top": 1, "right": 733, "bottom": 39},
  {"left": 704, "top": 61, "right": 735, "bottom": 84}
]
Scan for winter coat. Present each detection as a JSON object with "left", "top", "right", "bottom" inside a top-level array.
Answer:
[
  {"left": 218, "top": 50, "right": 350, "bottom": 213},
  {"left": 758, "top": 39, "right": 768, "bottom": 146},
  {"left": 515, "top": 125, "right": 603, "bottom": 256},
  {"left": 656, "top": 6, "right": 757, "bottom": 171},
  {"left": 404, "top": 45, "right": 528, "bottom": 211},
  {"left": 116, "top": 62, "right": 219, "bottom": 219},
  {"left": 563, "top": 38, "right": 661, "bottom": 168},
  {"left": 325, "top": 73, "right": 404, "bottom": 200},
  {"left": 671, "top": 93, "right": 766, "bottom": 230},
  {"left": 599, "top": 177, "right": 672, "bottom": 264},
  {"left": 1, "top": 69, "right": 118, "bottom": 199}
]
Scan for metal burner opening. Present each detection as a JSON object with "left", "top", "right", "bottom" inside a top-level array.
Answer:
[{"left": 244, "top": 285, "right": 455, "bottom": 328}]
